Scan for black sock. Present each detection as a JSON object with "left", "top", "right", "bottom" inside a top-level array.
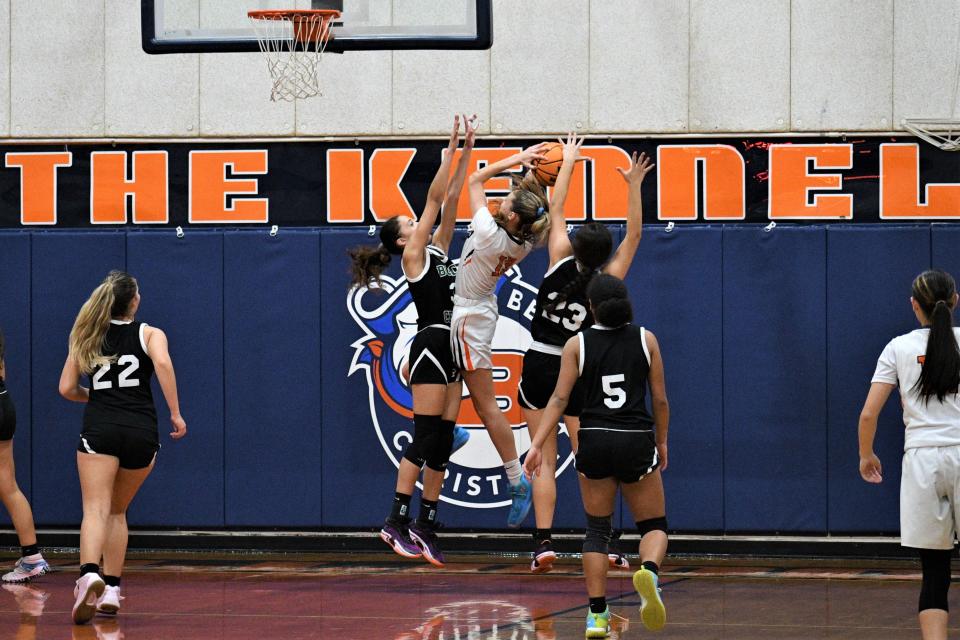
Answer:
[
  {"left": 589, "top": 596, "right": 607, "bottom": 614},
  {"left": 534, "top": 529, "right": 552, "bottom": 544},
  {"left": 21, "top": 544, "right": 38, "bottom": 558},
  {"left": 103, "top": 575, "right": 121, "bottom": 587},
  {"left": 642, "top": 560, "right": 659, "bottom": 575},
  {"left": 417, "top": 499, "right": 439, "bottom": 526},
  {"left": 80, "top": 563, "right": 100, "bottom": 577},
  {"left": 389, "top": 492, "right": 412, "bottom": 523}
]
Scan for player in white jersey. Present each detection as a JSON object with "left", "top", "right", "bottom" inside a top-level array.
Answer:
[
  {"left": 859, "top": 269, "right": 960, "bottom": 640},
  {"left": 451, "top": 142, "right": 551, "bottom": 528}
]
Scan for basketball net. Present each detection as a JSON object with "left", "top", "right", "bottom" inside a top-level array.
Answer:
[{"left": 248, "top": 10, "right": 339, "bottom": 102}]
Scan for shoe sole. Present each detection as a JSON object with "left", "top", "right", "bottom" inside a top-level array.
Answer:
[
  {"left": 608, "top": 555, "right": 630, "bottom": 570},
  {"left": 97, "top": 601, "right": 119, "bottom": 616},
  {"left": 379, "top": 530, "right": 421, "bottom": 559},
  {"left": 1, "top": 565, "right": 49, "bottom": 584},
  {"left": 408, "top": 531, "right": 445, "bottom": 569},
  {"left": 585, "top": 624, "right": 610, "bottom": 638},
  {"left": 633, "top": 569, "right": 666, "bottom": 631},
  {"left": 531, "top": 551, "right": 556, "bottom": 574},
  {"left": 72, "top": 579, "right": 105, "bottom": 625}
]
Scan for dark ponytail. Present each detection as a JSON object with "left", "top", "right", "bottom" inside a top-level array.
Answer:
[
  {"left": 587, "top": 273, "right": 633, "bottom": 327},
  {"left": 545, "top": 223, "right": 613, "bottom": 314},
  {"left": 912, "top": 269, "right": 960, "bottom": 403},
  {"left": 347, "top": 216, "right": 403, "bottom": 290}
]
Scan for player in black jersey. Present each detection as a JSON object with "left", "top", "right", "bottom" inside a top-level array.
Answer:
[
  {"left": 0, "top": 329, "right": 50, "bottom": 584},
  {"left": 520, "top": 145, "right": 654, "bottom": 573},
  {"left": 525, "top": 275, "right": 670, "bottom": 637},
  {"left": 59, "top": 271, "right": 187, "bottom": 625},
  {"left": 349, "top": 114, "right": 474, "bottom": 567}
]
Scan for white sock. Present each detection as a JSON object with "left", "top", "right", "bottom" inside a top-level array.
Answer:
[{"left": 504, "top": 459, "right": 522, "bottom": 486}]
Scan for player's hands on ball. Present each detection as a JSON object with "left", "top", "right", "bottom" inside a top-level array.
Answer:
[
  {"left": 517, "top": 143, "right": 550, "bottom": 169},
  {"left": 170, "top": 414, "right": 187, "bottom": 440},
  {"left": 617, "top": 151, "right": 655, "bottom": 184},
  {"left": 524, "top": 445, "right": 542, "bottom": 479},
  {"left": 859, "top": 452, "right": 882, "bottom": 483}
]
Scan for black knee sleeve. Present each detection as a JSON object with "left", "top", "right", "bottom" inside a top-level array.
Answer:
[
  {"left": 424, "top": 420, "right": 455, "bottom": 472},
  {"left": 636, "top": 516, "right": 668, "bottom": 537},
  {"left": 402, "top": 414, "right": 442, "bottom": 468},
  {"left": 583, "top": 513, "right": 613, "bottom": 555},
  {"left": 919, "top": 548, "right": 953, "bottom": 613}
]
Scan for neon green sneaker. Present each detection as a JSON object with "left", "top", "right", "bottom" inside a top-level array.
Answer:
[
  {"left": 633, "top": 567, "right": 666, "bottom": 631},
  {"left": 585, "top": 606, "right": 610, "bottom": 638}
]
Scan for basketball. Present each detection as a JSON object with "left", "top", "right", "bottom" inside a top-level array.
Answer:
[{"left": 532, "top": 142, "right": 564, "bottom": 186}]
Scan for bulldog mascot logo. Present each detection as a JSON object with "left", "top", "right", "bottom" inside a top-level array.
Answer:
[{"left": 348, "top": 265, "right": 575, "bottom": 508}]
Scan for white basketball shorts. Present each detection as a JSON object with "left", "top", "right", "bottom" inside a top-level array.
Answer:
[
  {"left": 450, "top": 294, "right": 498, "bottom": 372},
  {"left": 901, "top": 445, "right": 960, "bottom": 550}
]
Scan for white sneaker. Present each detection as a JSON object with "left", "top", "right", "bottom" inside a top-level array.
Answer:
[
  {"left": 96, "top": 585, "right": 123, "bottom": 616},
  {"left": 72, "top": 573, "right": 105, "bottom": 624},
  {"left": 2, "top": 554, "right": 50, "bottom": 583}
]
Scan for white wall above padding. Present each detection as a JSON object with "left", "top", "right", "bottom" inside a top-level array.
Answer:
[
  {"left": 590, "top": 0, "right": 689, "bottom": 133},
  {"left": 491, "top": 0, "right": 588, "bottom": 134},
  {"left": 106, "top": 0, "right": 199, "bottom": 137},
  {"left": 690, "top": 0, "right": 790, "bottom": 132},
  {"left": 792, "top": 0, "right": 894, "bottom": 131},
  {"left": 393, "top": 49, "right": 490, "bottom": 136},
  {"left": 296, "top": 51, "right": 393, "bottom": 136},
  {"left": 11, "top": 1, "right": 105, "bottom": 137},
  {"left": 0, "top": 1, "right": 9, "bottom": 137},
  {"left": 893, "top": 0, "right": 960, "bottom": 128}
]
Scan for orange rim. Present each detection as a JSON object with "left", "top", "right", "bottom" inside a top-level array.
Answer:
[{"left": 247, "top": 9, "right": 341, "bottom": 43}]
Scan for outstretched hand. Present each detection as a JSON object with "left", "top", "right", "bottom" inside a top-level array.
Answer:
[
  {"left": 445, "top": 114, "right": 461, "bottom": 154},
  {"left": 558, "top": 131, "right": 585, "bottom": 165},
  {"left": 617, "top": 151, "right": 655, "bottom": 184},
  {"left": 518, "top": 142, "right": 550, "bottom": 169},
  {"left": 463, "top": 113, "right": 478, "bottom": 149}
]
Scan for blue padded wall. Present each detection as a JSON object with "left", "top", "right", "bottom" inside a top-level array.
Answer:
[
  {"left": 223, "top": 230, "right": 322, "bottom": 526},
  {"left": 0, "top": 232, "right": 32, "bottom": 523},
  {"left": 31, "top": 233, "right": 126, "bottom": 524},
  {"left": 722, "top": 226, "right": 827, "bottom": 532},
  {"left": 826, "top": 226, "right": 930, "bottom": 533},
  {"left": 625, "top": 225, "right": 724, "bottom": 531},
  {"left": 126, "top": 231, "right": 225, "bottom": 526}
]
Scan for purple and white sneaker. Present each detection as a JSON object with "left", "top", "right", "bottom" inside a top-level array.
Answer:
[
  {"left": 380, "top": 519, "right": 422, "bottom": 559},
  {"left": 409, "top": 521, "right": 445, "bottom": 568}
]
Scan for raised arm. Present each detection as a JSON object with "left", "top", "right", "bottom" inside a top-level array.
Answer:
[
  {"left": 545, "top": 133, "right": 584, "bottom": 267},
  {"left": 58, "top": 357, "right": 89, "bottom": 403},
  {"left": 858, "top": 382, "right": 896, "bottom": 483},
  {"left": 434, "top": 114, "right": 476, "bottom": 254},
  {"left": 145, "top": 326, "right": 187, "bottom": 440},
  {"left": 404, "top": 115, "right": 461, "bottom": 271},
  {"left": 645, "top": 330, "right": 670, "bottom": 471},
  {"left": 604, "top": 151, "right": 654, "bottom": 280},
  {"left": 468, "top": 142, "right": 549, "bottom": 216},
  {"left": 524, "top": 335, "right": 580, "bottom": 478}
]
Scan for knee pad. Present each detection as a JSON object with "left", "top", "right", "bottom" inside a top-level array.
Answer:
[
  {"left": 424, "top": 420, "right": 455, "bottom": 472},
  {"left": 583, "top": 513, "right": 613, "bottom": 555},
  {"left": 919, "top": 548, "right": 953, "bottom": 612},
  {"left": 402, "top": 414, "right": 442, "bottom": 468},
  {"left": 636, "top": 516, "right": 668, "bottom": 538}
]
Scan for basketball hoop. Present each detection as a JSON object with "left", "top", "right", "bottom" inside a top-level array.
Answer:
[
  {"left": 903, "top": 119, "right": 960, "bottom": 152},
  {"left": 248, "top": 9, "right": 340, "bottom": 102}
]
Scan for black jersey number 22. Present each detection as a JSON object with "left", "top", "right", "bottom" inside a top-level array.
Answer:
[{"left": 92, "top": 355, "right": 141, "bottom": 390}]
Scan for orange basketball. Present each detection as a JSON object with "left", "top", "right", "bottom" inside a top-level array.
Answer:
[{"left": 532, "top": 142, "right": 564, "bottom": 187}]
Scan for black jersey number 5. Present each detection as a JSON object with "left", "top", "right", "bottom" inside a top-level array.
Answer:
[
  {"left": 602, "top": 374, "right": 626, "bottom": 409},
  {"left": 542, "top": 292, "right": 588, "bottom": 332},
  {"left": 92, "top": 355, "right": 141, "bottom": 390}
]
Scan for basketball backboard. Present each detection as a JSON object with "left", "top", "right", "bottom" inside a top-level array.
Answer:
[{"left": 141, "top": 0, "right": 493, "bottom": 54}]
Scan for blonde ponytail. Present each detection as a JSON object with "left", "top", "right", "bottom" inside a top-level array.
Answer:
[{"left": 68, "top": 271, "right": 138, "bottom": 375}]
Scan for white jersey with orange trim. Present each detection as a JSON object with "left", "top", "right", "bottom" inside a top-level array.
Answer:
[
  {"left": 454, "top": 206, "right": 533, "bottom": 301},
  {"left": 872, "top": 327, "right": 960, "bottom": 449}
]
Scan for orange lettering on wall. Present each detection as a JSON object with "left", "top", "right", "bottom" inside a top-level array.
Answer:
[
  {"left": 369, "top": 148, "right": 416, "bottom": 222},
  {"left": 4, "top": 152, "right": 73, "bottom": 225},
  {"left": 91, "top": 151, "right": 168, "bottom": 224},
  {"left": 768, "top": 144, "right": 852, "bottom": 219},
  {"left": 326, "top": 149, "right": 365, "bottom": 223},
  {"left": 657, "top": 145, "right": 744, "bottom": 220},
  {"left": 880, "top": 144, "right": 960, "bottom": 218},
  {"left": 457, "top": 352, "right": 524, "bottom": 427},
  {"left": 450, "top": 148, "right": 521, "bottom": 220},
  {"left": 583, "top": 146, "right": 632, "bottom": 221},
  {"left": 189, "top": 150, "right": 269, "bottom": 223}
]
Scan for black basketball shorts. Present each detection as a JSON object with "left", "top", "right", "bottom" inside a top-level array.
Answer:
[
  {"left": 575, "top": 428, "right": 659, "bottom": 484},
  {"left": 0, "top": 390, "right": 16, "bottom": 441},
  {"left": 409, "top": 326, "right": 460, "bottom": 386},
  {"left": 78, "top": 424, "right": 160, "bottom": 470},
  {"left": 517, "top": 349, "right": 583, "bottom": 416}
]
